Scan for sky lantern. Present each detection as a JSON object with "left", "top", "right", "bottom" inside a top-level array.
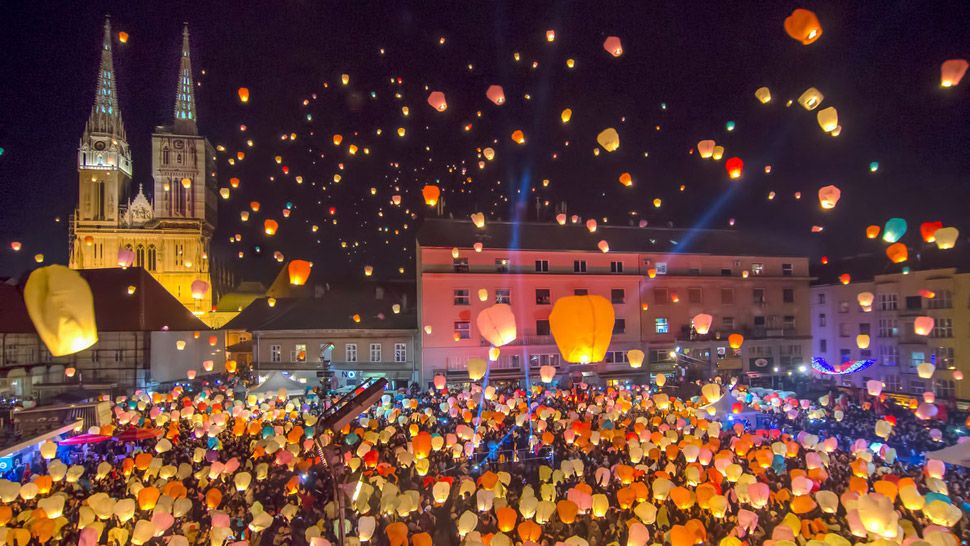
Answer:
[
  {"left": 422, "top": 185, "right": 441, "bottom": 206},
  {"left": 817, "top": 107, "right": 839, "bottom": 132},
  {"left": 596, "top": 128, "right": 620, "bottom": 152},
  {"left": 913, "top": 317, "right": 934, "bottom": 336},
  {"left": 618, "top": 172, "right": 633, "bottom": 187},
  {"left": 561, "top": 108, "right": 572, "bottom": 123},
  {"left": 190, "top": 280, "right": 209, "bottom": 300},
  {"left": 603, "top": 36, "right": 623, "bottom": 57},
  {"left": 920, "top": 221, "right": 943, "bottom": 242},
  {"left": 556, "top": 213, "right": 567, "bottom": 225},
  {"left": 219, "top": 188, "right": 230, "bottom": 199},
  {"left": 23, "top": 265, "right": 98, "bottom": 357},
  {"left": 857, "top": 291, "right": 874, "bottom": 311},
  {"left": 597, "top": 240, "right": 609, "bottom": 253},
  {"left": 467, "top": 358, "right": 487, "bottom": 381},
  {"left": 117, "top": 31, "right": 129, "bottom": 44},
  {"left": 364, "top": 265, "right": 374, "bottom": 276},
  {"left": 728, "top": 333, "right": 744, "bottom": 349},
  {"left": 886, "top": 243, "right": 908, "bottom": 263},
  {"left": 10, "top": 241, "right": 21, "bottom": 251},
  {"left": 655, "top": 373, "right": 666, "bottom": 387},
  {"left": 712, "top": 145, "right": 724, "bottom": 160},
  {"left": 332, "top": 134, "right": 343, "bottom": 146},
  {"left": 486, "top": 85, "right": 506, "bottom": 105},
  {"left": 483, "top": 147, "right": 495, "bottom": 161},
  {"left": 797, "top": 87, "right": 824, "bottom": 110},
  {"left": 427, "top": 91, "right": 448, "bottom": 112},
  {"left": 237, "top": 87, "right": 250, "bottom": 103},
  {"left": 175, "top": 340, "right": 186, "bottom": 351},
  {"left": 263, "top": 219, "right": 278, "bottom": 235},
  {"left": 725, "top": 157, "right": 743, "bottom": 179},
  {"left": 476, "top": 304, "right": 517, "bottom": 347},
  {"left": 818, "top": 185, "right": 841, "bottom": 209},
  {"left": 754, "top": 87, "right": 771, "bottom": 103},
  {"left": 856, "top": 334, "right": 870, "bottom": 349},
  {"left": 697, "top": 140, "right": 716, "bottom": 158},
  {"left": 692, "top": 313, "right": 713, "bottom": 334},
  {"left": 117, "top": 247, "right": 134, "bottom": 268},
  {"left": 839, "top": 273, "right": 851, "bottom": 285},
  {"left": 940, "top": 59, "right": 968, "bottom": 87},
  {"left": 627, "top": 349, "right": 644, "bottom": 369},
  {"left": 471, "top": 212, "right": 486, "bottom": 228},
  {"left": 866, "top": 379, "right": 884, "bottom": 396},
  {"left": 866, "top": 225, "right": 881, "bottom": 239},
  {"left": 784, "top": 8, "right": 823, "bottom": 45},
  {"left": 511, "top": 130, "right": 526, "bottom": 144},
  {"left": 229, "top": 177, "right": 240, "bottom": 188},
  {"left": 882, "top": 218, "right": 907, "bottom": 243},
  {"left": 934, "top": 227, "right": 958, "bottom": 249},
  {"left": 288, "top": 260, "right": 312, "bottom": 285},
  {"left": 549, "top": 295, "right": 615, "bottom": 363},
  {"left": 586, "top": 219, "right": 597, "bottom": 232}
]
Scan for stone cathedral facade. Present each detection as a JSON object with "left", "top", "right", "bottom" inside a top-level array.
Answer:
[{"left": 70, "top": 18, "right": 219, "bottom": 321}]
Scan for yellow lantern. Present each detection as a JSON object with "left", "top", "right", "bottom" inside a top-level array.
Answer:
[
  {"left": 857, "top": 291, "right": 874, "bottom": 311},
  {"left": 817, "top": 107, "right": 839, "bottom": 133},
  {"left": 596, "top": 128, "right": 620, "bottom": 152},
  {"left": 549, "top": 295, "right": 615, "bottom": 363},
  {"left": 712, "top": 145, "right": 725, "bottom": 160},
  {"left": 468, "top": 358, "right": 487, "bottom": 381},
  {"left": 560, "top": 108, "right": 572, "bottom": 123},
  {"left": 798, "top": 87, "right": 824, "bottom": 110},
  {"left": 627, "top": 349, "right": 644, "bottom": 369},
  {"left": 471, "top": 213, "right": 486, "bottom": 228},
  {"left": 539, "top": 365, "right": 556, "bottom": 383},
  {"left": 754, "top": 87, "right": 771, "bottom": 104},
  {"left": 934, "top": 227, "right": 958, "bottom": 249},
  {"left": 856, "top": 334, "right": 870, "bottom": 349},
  {"left": 917, "top": 362, "right": 936, "bottom": 379},
  {"left": 697, "top": 140, "right": 716, "bottom": 158},
  {"left": 24, "top": 265, "right": 98, "bottom": 357}
]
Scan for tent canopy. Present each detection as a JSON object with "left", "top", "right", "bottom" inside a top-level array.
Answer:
[
  {"left": 925, "top": 439, "right": 970, "bottom": 467},
  {"left": 249, "top": 371, "right": 305, "bottom": 398}
]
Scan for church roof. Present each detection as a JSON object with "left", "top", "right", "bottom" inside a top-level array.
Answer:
[
  {"left": 171, "top": 24, "right": 198, "bottom": 135},
  {"left": 84, "top": 16, "right": 126, "bottom": 140},
  {"left": 0, "top": 268, "right": 210, "bottom": 333}
]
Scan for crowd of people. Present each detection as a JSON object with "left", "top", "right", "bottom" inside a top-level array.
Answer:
[{"left": 0, "top": 374, "right": 966, "bottom": 546}]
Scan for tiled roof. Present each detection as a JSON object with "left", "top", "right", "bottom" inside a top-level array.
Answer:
[
  {"left": 417, "top": 218, "right": 811, "bottom": 257},
  {"left": 224, "top": 281, "right": 417, "bottom": 332},
  {"left": 0, "top": 267, "right": 210, "bottom": 333}
]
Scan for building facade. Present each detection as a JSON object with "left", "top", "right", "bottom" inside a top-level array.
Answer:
[
  {"left": 69, "top": 19, "right": 218, "bottom": 319},
  {"left": 811, "top": 267, "right": 969, "bottom": 400},
  {"left": 417, "top": 219, "right": 812, "bottom": 387}
]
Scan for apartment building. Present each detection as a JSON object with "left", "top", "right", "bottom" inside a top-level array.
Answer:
[
  {"left": 417, "top": 219, "right": 811, "bottom": 386},
  {"left": 812, "top": 266, "right": 970, "bottom": 400}
]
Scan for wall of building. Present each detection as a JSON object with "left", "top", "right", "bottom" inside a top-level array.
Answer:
[
  {"left": 811, "top": 268, "right": 970, "bottom": 400},
  {"left": 149, "top": 330, "right": 226, "bottom": 384},
  {"left": 418, "top": 244, "right": 811, "bottom": 384}
]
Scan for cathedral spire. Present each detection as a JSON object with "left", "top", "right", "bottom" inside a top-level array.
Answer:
[
  {"left": 85, "top": 16, "right": 126, "bottom": 140},
  {"left": 172, "top": 23, "right": 198, "bottom": 135}
]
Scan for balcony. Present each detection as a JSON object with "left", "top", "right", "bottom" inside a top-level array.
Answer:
[{"left": 478, "top": 334, "right": 555, "bottom": 347}]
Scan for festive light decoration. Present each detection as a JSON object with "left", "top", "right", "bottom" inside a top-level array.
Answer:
[{"left": 811, "top": 357, "right": 876, "bottom": 375}]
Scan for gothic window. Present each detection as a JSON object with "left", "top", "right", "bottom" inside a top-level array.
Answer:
[
  {"left": 176, "top": 153, "right": 183, "bottom": 165},
  {"left": 147, "top": 246, "right": 157, "bottom": 272},
  {"left": 95, "top": 180, "right": 106, "bottom": 220},
  {"left": 135, "top": 245, "right": 145, "bottom": 268}
]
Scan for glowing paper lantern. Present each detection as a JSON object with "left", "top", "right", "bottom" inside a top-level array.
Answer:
[
  {"left": 468, "top": 359, "right": 487, "bottom": 381},
  {"left": 561, "top": 108, "right": 572, "bottom": 123},
  {"left": 596, "top": 128, "right": 620, "bottom": 152},
  {"left": 486, "top": 85, "right": 506, "bottom": 105},
  {"left": 539, "top": 365, "right": 556, "bottom": 383},
  {"left": 549, "top": 295, "right": 615, "bottom": 363},
  {"left": 597, "top": 240, "right": 610, "bottom": 253},
  {"left": 725, "top": 157, "right": 743, "bottom": 179},
  {"left": 692, "top": 313, "right": 713, "bottom": 335},
  {"left": 190, "top": 280, "right": 209, "bottom": 300},
  {"left": 817, "top": 107, "right": 839, "bottom": 133},
  {"left": 886, "top": 243, "right": 908, "bottom": 263},
  {"left": 618, "top": 172, "right": 633, "bottom": 187},
  {"left": 263, "top": 219, "right": 278, "bottom": 236},
  {"left": 23, "top": 265, "right": 98, "bottom": 357},
  {"left": 422, "top": 185, "right": 441, "bottom": 206},
  {"left": 117, "top": 247, "right": 135, "bottom": 268},
  {"left": 856, "top": 334, "right": 870, "bottom": 349},
  {"left": 287, "top": 260, "right": 312, "bottom": 286},
  {"left": 427, "top": 91, "right": 447, "bottom": 112},
  {"left": 627, "top": 349, "right": 644, "bottom": 369},
  {"left": 798, "top": 88, "right": 824, "bottom": 110},
  {"left": 839, "top": 273, "right": 851, "bottom": 285},
  {"left": 857, "top": 292, "right": 874, "bottom": 311},
  {"left": 882, "top": 218, "right": 907, "bottom": 243},
  {"left": 476, "top": 304, "right": 517, "bottom": 347},
  {"left": 940, "top": 59, "right": 969, "bottom": 88},
  {"left": 934, "top": 227, "right": 958, "bottom": 249},
  {"left": 728, "top": 333, "right": 744, "bottom": 349},
  {"left": 603, "top": 36, "right": 623, "bottom": 57},
  {"left": 917, "top": 361, "right": 936, "bottom": 378},
  {"left": 914, "top": 317, "right": 934, "bottom": 337},
  {"left": 818, "top": 185, "right": 841, "bottom": 209},
  {"left": 865, "top": 225, "right": 881, "bottom": 239},
  {"left": 754, "top": 87, "right": 772, "bottom": 103},
  {"left": 697, "top": 140, "right": 716, "bottom": 158},
  {"left": 470, "top": 213, "right": 485, "bottom": 228},
  {"left": 784, "top": 9, "right": 823, "bottom": 45},
  {"left": 866, "top": 380, "right": 884, "bottom": 396},
  {"left": 237, "top": 87, "right": 250, "bottom": 103}
]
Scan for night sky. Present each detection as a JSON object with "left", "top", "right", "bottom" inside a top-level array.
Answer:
[{"left": 1, "top": 2, "right": 968, "bottom": 283}]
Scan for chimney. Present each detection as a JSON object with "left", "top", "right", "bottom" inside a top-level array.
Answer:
[{"left": 375, "top": 286, "right": 384, "bottom": 300}]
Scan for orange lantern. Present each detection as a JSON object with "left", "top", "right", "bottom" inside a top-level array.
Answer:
[
  {"left": 511, "top": 130, "right": 526, "bottom": 144},
  {"left": 427, "top": 91, "right": 447, "bottom": 112},
  {"left": 263, "top": 219, "right": 278, "bottom": 235},
  {"left": 237, "top": 87, "right": 250, "bottom": 103},
  {"left": 784, "top": 9, "right": 823, "bottom": 45},
  {"left": 603, "top": 36, "right": 623, "bottom": 57},
  {"left": 288, "top": 260, "right": 312, "bottom": 285},
  {"left": 866, "top": 225, "right": 881, "bottom": 239},
  {"left": 941, "top": 59, "right": 969, "bottom": 88},
  {"left": 549, "top": 295, "right": 615, "bottom": 364},
  {"left": 422, "top": 185, "right": 441, "bottom": 206},
  {"left": 486, "top": 85, "right": 506, "bottom": 105},
  {"left": 728, "top": 333, "right": 744, "bottom": 349},
  {"left": 839, "top": 273, "right": 851, "bottom": 285},
  {"left": 886, "top": 243, "right": 908, "bottom": 264}
]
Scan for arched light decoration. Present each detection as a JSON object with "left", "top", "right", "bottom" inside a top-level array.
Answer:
[
  {"left": 476, "top": 304, "right": 517, "bottom": 347},
  {"left": 549, "top": 295, "right": 615, "bottom": 363},
  {"left": 23, "top": 265, "right": 98, "bottom": 357}
]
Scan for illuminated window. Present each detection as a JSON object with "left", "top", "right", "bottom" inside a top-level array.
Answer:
[
  {"left": 345, "top": 344, "right": 358, "bottom": 362},
  {"left": 655, "top": 318, "right": 669, "bottom": 334}
]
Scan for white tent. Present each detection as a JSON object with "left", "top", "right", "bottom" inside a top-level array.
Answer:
[
  {"left": 248, "top": 371, "right": 305, "bottom": 398},
  {"left": 925, "top": 439, "right": 970, "bottom": 468}
]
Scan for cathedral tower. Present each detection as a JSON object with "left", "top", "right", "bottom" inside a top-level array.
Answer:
[{"left": 76, "top": 17, "right": 131, "bottom": 226}]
